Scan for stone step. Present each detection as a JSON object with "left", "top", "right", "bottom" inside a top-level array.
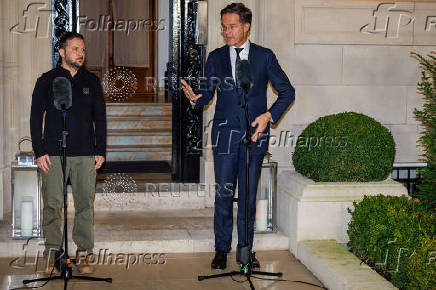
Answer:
[
  {"left": 297, "top": 241, "right": 397, "bottom": 290},
  {"left": 97, "top": 173, "right": 172, "bottom": 183},
  {"left": 0, "top": 209, "right": 289, "bottom": 257},
  {"left": 96, "top": 182, "right": 202, "bottom": 192},
  {"left": 105, "top": 103, "right": 172, "bottom": 162},
  {"left": 106, "top": 150, "right": 171, "bottom": 162},
  {"left": 106, "top": 144, "right": 172, "bottom": 162},
  {"left": 107, "top": 115, "right": 172, "bottom": 131},
  {"left": 107, "top": 128, "right": 172, "bottom": 136},
  {"left": 106, "top": 144, "right": 171, "bottom": 152},
  {"left": 68, "top": 182, "right": 207, "bottom": 211},
  {"left": 106, "top": 144, "right": 172, "bottom": 151},
  {"left": 106, "top": 103, "right": 172, "bottom": 117},
  {"left": 107, "top": 129, "right": 172, "bottom": 147}
]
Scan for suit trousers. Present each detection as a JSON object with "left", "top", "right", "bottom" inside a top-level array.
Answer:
[{"left": 213, "top": 141, "right": 264, "bottom": 253}]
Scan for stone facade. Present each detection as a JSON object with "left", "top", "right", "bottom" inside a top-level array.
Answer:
[{"left": 0, "top": 0, "right": 434, "bottom": 219}]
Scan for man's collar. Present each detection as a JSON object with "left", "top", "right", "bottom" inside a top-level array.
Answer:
[
  {"left": 230, "top": 39, "right": 250, "bottom": 51},
  {"left": 57, "top": 64, "right": 82, "bottom": 77}
]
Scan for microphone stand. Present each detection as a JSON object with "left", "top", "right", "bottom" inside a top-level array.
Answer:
[
  {"left": 198, "top": 87, "right": 283, "bottom": 290},
  {"left": 23, "top": 107, "right": 112, "bottom": 289}
]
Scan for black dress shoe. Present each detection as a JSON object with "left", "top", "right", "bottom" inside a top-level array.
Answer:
[
  {"left": 211, "top": 251, "right": 227, "bottom": 270},
  {"left": 251, "top": 252, "right": 260, "bottom": 269}
]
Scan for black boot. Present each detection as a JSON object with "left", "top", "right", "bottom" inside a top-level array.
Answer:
[{"left": 211, "top": 251, "right": 227, "bottom": 270}]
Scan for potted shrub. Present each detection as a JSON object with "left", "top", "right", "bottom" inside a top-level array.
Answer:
[
  {"left": 292, "top": 112, "right": 395, "bottom": 182},
  {"left": 278, "top": 112, "right": 407, "bottom": 254}
]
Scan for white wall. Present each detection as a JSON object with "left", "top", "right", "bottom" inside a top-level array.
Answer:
[
  {"left": 0, "top": 0, "right": 52, "bottom": 220},
  {"left": 291, "top": 0, "right": 434, "bottom": 166}
]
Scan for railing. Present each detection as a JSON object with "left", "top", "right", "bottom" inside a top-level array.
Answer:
[{"left": 391, "top": 163, "right": 427, "bottom": 195}]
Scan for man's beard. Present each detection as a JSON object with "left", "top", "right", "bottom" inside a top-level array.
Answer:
[{"left": 66, "top": 56, "right": 84, "bottom": 70}]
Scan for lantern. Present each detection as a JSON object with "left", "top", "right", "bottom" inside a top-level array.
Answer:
[
  {"left": 11, "top": 138, "right": 41, "bottom": 239},
  {"left": 255, "top": 152, "right": 277, "bottom": 232}
]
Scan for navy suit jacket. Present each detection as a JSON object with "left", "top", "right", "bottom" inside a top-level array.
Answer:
[{"left": 194, "top": 43, "right": 295, "bottom": 155}]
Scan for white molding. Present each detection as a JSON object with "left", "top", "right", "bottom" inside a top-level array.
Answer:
[
  {"left": 280, "top": 172, "right": 406, "bottom": 202},
  {"left": 295, "top": 0, "right": 436, "bottom": 45},
  {"left": 393, "top": 162, "right": 426, "bottom": 167}
]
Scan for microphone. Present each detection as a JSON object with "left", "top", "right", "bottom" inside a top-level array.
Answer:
[
  {"left": 236, "top": 59, "right": 252, "bottom": 95},
  {"left": 53, "top": 77, "right": 72, "bottom": 111}
]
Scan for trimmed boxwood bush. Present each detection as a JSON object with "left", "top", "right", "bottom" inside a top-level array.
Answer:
[
  {"left": 292, "top": 112, "right": 395, "bottom": 182},
  {"left": 347, "top": 195, "right": 436, "bottom": 289}
]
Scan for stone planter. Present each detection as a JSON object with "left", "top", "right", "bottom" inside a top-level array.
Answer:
[{"left": 277, "top": 171, "right": 408, "bottom": 255}]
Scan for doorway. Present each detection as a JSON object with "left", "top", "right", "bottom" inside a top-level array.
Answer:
[
  {"left": 51, "top": 0, "right": 204, "bottom": 182},
  {"left": 79, "top": 0, "right": 156, "bottom": 103}
]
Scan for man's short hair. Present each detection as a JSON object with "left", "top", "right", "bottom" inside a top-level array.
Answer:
[
  {"left": 220, "top": 3, "right": 252, "bottom": 26},
  {"left": 58, "top": 32, "right": 84, "bottom": 50}
]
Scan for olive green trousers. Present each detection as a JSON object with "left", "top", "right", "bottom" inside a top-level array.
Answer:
[{"left": 40, "top": 156, "right": 96, "bottom": 258}]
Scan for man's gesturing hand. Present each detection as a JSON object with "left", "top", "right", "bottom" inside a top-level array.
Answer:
[
  {"left": 36, "top": 154, "right": 52, "bottom": 174},
  {"left": 251, "top": 112, "right": 272, "bottom": 142},
  {"left": 181, "top": 79, "right": 202, "bottom": 103},
  {"left": 94, "top": 156, "right": 105, "bottom": 170}
]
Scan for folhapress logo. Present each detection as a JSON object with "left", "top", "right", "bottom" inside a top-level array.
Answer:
[
  {"left": 360, "top": 2, "right": 415, "bottom": 38},
  {"left": 9, "top": 2, "right": 52, "bottom": 39}
]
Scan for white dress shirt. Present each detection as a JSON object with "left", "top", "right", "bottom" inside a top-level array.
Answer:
[
  {"left": 190, "top": 40, "right": 250, "bottom": 107},
  {"left": 230, "top": 39, "right": 250, "bottom": 82},
  {"left": 189, "top": 39, "right": 273, "bottom": 122}
]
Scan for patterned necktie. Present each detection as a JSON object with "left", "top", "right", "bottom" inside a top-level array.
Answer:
[{"left": 235, "top": 47, "right": 243, "bottom": 87}]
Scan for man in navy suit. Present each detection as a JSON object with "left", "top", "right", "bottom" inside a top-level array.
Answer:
[{"left": 181, "top": 3, "right": 295, "bottom": 270}]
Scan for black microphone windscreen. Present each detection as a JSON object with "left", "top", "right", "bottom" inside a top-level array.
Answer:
[
  {"left": 236, "top": 59, "right": 252, "bottom": 93},
  {"left": 53, "top": 77, "right": 72, "bottom": 110}
]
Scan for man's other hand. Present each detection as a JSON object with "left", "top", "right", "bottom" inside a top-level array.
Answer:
[
  {"left": 251, "top": 112, "right": 272, "bottom": 142},
  {"left": 94, "top": 156, "right": 105, "bottom": 170},
  {"left": 36, "top": 154, "right": 52, "bottom": 173},
  {"left": 181, "top": 79, "right": 202, "bottom": 103}
]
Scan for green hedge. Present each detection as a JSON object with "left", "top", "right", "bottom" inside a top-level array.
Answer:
[
  {"left": 411, "top": 51, "right": 436, "bottom": 210},
  {"left": 292, "top": 112, "right": 395, "bottom": 182},
  {"left": 347, "top": 195, "right": 436, "bottom": 289}
]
